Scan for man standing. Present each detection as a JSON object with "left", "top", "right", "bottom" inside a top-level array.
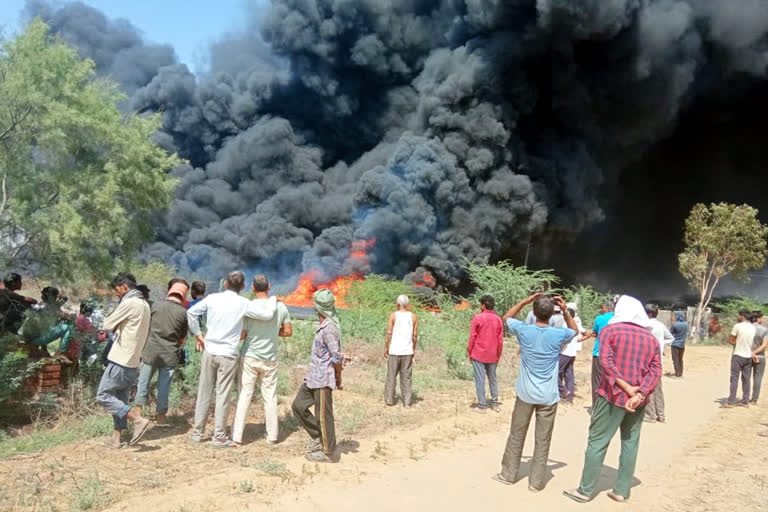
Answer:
[
  {"left": 136, "top": 279, "right": 189, "bottom": 427},
  {"left": 292, "top": 289, "right": 343, "bottom": 463},
  {"left": 493, "top": 294, "right": 577, "bottom": 491},
  {"left": 724, "top": 309, "right": 756, "bottom": 408},
  {"left": 96, "top": 273, "right": 152, "bottom": 449},
  {"left": 585, "top": 301, "right": 615, "bottom": 409},
  {"left": 232, "top": 275, "right": 292, "bottom": 446},
  {"left": 187, "top": 271, "right": 275, "bottom": 447},
  {"left": 0, "top": 272, "right": 37, "bottom": 335},
  {"left": 750, "top": 311, "right": 768, "bottom": 405},
  {"left": 669, "top": 312, "right": 689, "bottom": 377},
  {"left": 384, "top": 295, "right": 418, "bottom": 407},
  {"left": 564, "top": 295, "right": 661, "bottom": 504},
  {"left": 558, "top": 303, "right": 584, "bottom": 405},
  {"left": 468, "top": 295, "right": 503, "bottom": 413},
  {"left": 644, "top": 304, "right": 674, "bottom": 423}
]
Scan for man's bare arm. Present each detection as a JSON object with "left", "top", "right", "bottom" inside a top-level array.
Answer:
[
  {"left": 384, "top": 312, "right": 395, "bottom": 358},
  {"left": 411, "top": 313, "right": 418, "bottom": 352}
]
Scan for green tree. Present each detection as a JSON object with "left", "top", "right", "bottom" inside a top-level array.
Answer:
[
  {"left": 679, "top": 202, "right": 768, "bottom": 340},
  {"left": 0, "top": 19, "right": 180, "bottom": 281}
]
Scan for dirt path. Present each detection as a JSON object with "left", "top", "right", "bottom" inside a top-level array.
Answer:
[
  {"left": 99, "top": 345, "right": 767, "bottom": 512},
  {"left": 4, "top": 345, "right": 765, "bottom": 511}
]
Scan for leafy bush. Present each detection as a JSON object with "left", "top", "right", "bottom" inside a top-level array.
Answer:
[
  {"left": 466, "top": 260, "right": 559, "bottom": 314},
  {"left": 0, "top": 335, "right": 42, "bottom": 406},
  {"left": 711, "top": 296, "right": 768, "bottom": 337},
  {"left": 569, "top": 285, "right": 613, "bottom": 327}
]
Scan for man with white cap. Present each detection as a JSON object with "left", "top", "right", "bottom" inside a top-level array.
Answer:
[
  {"left": 384, "top": 294, "right": 418, "bottom": 407},
  {"left": 564, "top": 295, "right": 661, "bottom": 504}
]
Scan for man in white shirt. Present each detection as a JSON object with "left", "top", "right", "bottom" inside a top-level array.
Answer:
[
  {"left": 725, "top": 309, "right": 757, "bottom": 408},
  {"left": 187, "top": 271, "right": 276, "bottom": 446},
  {"left": 644, "top": 304, "right": 674, "bottom": 422},
  {"left": 558, "top": 303, "right": 584, "bottom": 404},
  {"left": 385, "top": 295, "right": 419, "bottom": 407}
]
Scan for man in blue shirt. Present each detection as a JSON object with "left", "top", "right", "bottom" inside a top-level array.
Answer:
[
  {"left": 493, "top": 293, "right": 577, "bottom": 492},
  {"left": 584, "top": 301, "right": 615, "bottom": 409},
  {"left": 669, "top": 312, "right": 689, "bottom": 377}
]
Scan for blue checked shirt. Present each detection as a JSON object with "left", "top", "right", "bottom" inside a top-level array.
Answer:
[{"left": 305, "top": 319, "right": 342, "bottom": 389}]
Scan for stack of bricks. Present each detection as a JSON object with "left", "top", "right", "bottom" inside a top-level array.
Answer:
[{"left": 25, "top": 363, "right": 67, "bottom": 394}]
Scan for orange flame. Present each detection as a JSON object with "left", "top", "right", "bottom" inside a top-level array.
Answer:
[
  {"left": 414, "top": 271, "right": 436, "bottom": 288},
  {"left": 278, "top": 239, "right": 374, "bottom": 309},
  {"left": 455, "top": 300, "right": 470, "bottom": 311}
]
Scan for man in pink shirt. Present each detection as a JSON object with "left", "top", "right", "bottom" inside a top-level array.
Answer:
[{"left": 468, "top": 295, "right": 504, "bottom": 413}]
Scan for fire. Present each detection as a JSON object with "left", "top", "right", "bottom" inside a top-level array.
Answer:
[
  {"left": 414, "top": 271, "right": 436, "bottom": 288},
  {"left": 455, "top": 300, "right": 470, "bottom": 311},
  {"left": 279, "top": 271, "right": 362, "bottom": 309},
  {"left": 279, "top": 238, "right": 374, "bottom": 309}
]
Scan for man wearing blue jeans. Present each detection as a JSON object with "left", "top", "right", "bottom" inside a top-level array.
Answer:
[
  {"left": 468, "top": 295, "right": 504, "bottom": 413},
  {"left": 136, "top": 279, "right": 190, "bottom": 426},
  {"left": 494, "top": 293, "right": 577, "bottom": 491},
  {"left": 96, "top": 272, "right": 152, "bottom": 449}
]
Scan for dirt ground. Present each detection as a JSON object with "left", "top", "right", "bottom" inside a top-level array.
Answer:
[{"left": 1, "top": 343, "right": 765, "bottom": 512}]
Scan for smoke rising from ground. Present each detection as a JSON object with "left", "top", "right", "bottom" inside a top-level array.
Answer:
[{"left": 23, "top": 1, "right": 768, "bottom": 292}]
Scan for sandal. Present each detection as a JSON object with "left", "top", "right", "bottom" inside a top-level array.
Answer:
[
  {"left": 563, "top": 488, "right": 591, "bottom": 503},
  {"left": 607, "top": 491, "right": 627, "bottom": 503},
  {"left": 491, "top": 473, "right": 515, "bottom": 486},
  {"left": 211, "top": 440, "right": 232, "bottom": 449}
]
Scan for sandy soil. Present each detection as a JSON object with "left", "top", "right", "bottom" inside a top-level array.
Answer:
[{"left": 2, "top": 344, "right": 766, "bottom": 512}]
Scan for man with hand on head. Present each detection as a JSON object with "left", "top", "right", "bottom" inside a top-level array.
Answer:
[
  {"left": 493, "top": 293, "right": 577, "bottom": 492},
  {"left": 187, "top": 271, "right": 276, "bottom": 447},
  {"left": 564, "top": 295, "right": 661, "bottom": 504}
]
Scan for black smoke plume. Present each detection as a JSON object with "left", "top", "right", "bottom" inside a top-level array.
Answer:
[{"left": 24, "top": 1, "right": 768, "bottom": 295}]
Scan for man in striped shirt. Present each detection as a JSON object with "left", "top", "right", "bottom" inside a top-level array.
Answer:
[{"left": 564, "top": 295, "right": 661, "bottom": 504}]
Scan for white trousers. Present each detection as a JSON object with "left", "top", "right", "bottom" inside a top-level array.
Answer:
[{"left": 232, "top": 357, "right": 279, "bottom": 443}]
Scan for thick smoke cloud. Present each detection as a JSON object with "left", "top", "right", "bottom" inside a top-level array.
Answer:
[{"left": 24, "top": 0, "right": 768, "bottom": 291}]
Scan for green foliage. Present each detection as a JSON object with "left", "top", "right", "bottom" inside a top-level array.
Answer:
[
  {"left": 0, "top": 414, "right": 112, "bottom": 459},
  {"left": 465, "top": 260, "right": 559, "bottom": 314},
  {"left": 69, "top": 476, "right": 110, "bottom": 511},
  {"left": 341, "top": 275, "right": 423, "bottom": 343},
  {"left": 0, "top": 335, "right": 42, "bottom": 405},
  {"left": 679, "top": 203, "right": 768, "bottom": 303},
  {"left": 0, "top": 19, "right": 181, "bottom": 281},
  {"left": 570, "top": 285, "right": 613, "bottom": 327},
  {"left": 712, "top": 296, "right": 768, "bottom": 336}
]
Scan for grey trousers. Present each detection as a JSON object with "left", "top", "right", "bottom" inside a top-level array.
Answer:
[
  {"left": 729, "top": 355, "right": 752, "bottom": 405},
  {"left": 644, "top": 379, "right": 665, "bottom": 421},
  {"left": 752, "top": 357, "right": 766, "bottom": 403},
  {"left": 472, "top": 359, "right": 499, "bottom": 408},
  {"left": 671, "top": 346, "right": 684, "bottom": 377},
  {"left": 500, "top": 397, "right": 558, "bottom": 490},
  {"left": 385, "top": 355, "right": 413, "bottom": 406},
  {"left": 96, "top": 362, "right": 138, "bottom": 431},
  {"left": 591, "top": 356, "right": 602, "bottom": 410},
  {"left": 193, "top": 351, "right": 238, "bottom": 442}
]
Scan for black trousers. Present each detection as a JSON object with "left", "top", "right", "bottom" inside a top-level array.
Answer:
[
  {"left": 292, "top": 383, "right": 336, "bottom": 455},
  {"left": 671, "top": 346, "right": 685, "bottom": 377}
]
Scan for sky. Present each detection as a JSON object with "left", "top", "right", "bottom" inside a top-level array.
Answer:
[{"left": 1, "top": 0, "right": 258, "bottom": 72}]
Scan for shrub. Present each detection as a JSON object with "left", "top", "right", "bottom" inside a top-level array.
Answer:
[
  {"left": 466, "top": 260, "right": 559, "bottom": 315},
  {"left": 711, "top": 296, "right": 768, "bottom": 338},
  {"left": 569, "top": 285, "right": 613, "bottom": 327},
  {"left": 0, "top": 334, "right": 42, "bottom": 406}
]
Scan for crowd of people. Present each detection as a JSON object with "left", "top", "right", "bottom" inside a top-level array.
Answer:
[{"left": 1, "top": 269, "right": 767, "bottom": 502}]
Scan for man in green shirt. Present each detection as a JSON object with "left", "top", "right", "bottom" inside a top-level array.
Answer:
[{"left": 231, "top": 275, "right": 292, "bottom": 446}]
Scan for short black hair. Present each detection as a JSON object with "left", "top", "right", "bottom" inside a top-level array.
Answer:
[
  {"left": 252, "top": 275, "right": 270, "bottom": 292},
  {"left": 111, "top": 272, "right": 137, "bottom": 290},
  {"left": 645, "top": 303, "right": 659, "bottom": 318},
  {"left": 226, "top": 271, "right": 245, "bottom": 292},
  {"left": 190, "top": 281, "right": 206, "bottom": 298},
  {"left": 136, "top": 284, "right": 150, "bottom": 299},
  {"left": 41, "top": 286, "right": 59, "bottom": 302},
  {"left": 533, "top": 295, "right": 555, "bottom": 322},
  {"left": 602, "top": 300, "right": 615, "bottom": 312},
  {"left": 752, "top": 310, "right": 763, "bottom": 319},
  {"left": 739, "top": 308, "right": 751, "bottom": 318},
  {"left": 479, "top": 295, "right": 495, "bottom": 310},
  {"left": 168, "top": 278, "right": 189, "bottom": 290},
  {"left": 3, "top": 272, "right": 21, "bottom": 290},
  {"left": 80, "top": 302, "right": 95, "bottom": 315}
]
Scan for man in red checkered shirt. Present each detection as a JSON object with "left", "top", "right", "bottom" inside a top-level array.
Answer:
[{"left": 564, "top": 295, "right": 661, "bottom": 504}]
